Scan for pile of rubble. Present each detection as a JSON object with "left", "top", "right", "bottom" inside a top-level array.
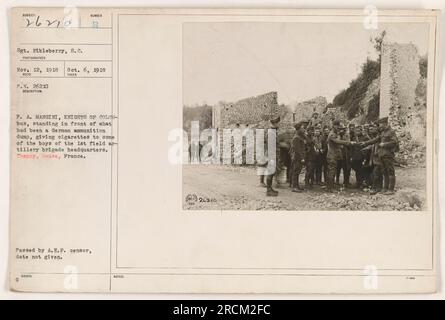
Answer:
[
  {"left": 395, "top": 133, "right": 426, "bottom": 167},
  {"left": 320, "top": 107, "right": 348, "bottom": 128},
  {"left": 307, "top": 188, "right": 424, "bottom": 211}
]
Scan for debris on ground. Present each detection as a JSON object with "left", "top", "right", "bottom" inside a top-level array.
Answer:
[
  {"left": 307, "top": 189, "right": 424, "bottom": 211},
  {"left": 182, "top": 164, "right": 426, "bottom": 211}
]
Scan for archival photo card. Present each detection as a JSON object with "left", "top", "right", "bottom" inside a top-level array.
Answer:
[{"left": 9, "top": 8, "right": 439, "bottom": 293}]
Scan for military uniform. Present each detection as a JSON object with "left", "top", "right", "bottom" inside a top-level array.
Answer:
[
  {"left": 359, "top": 133, "right": 384, "bottom": 194},
  {"left": 326, "top": 122, "right": 351, "bottom": 192},
  {"left": 265, "top": 116, "right": 281, "bottom": 196},
  {"left": 305, "top": 131, "right": 317, "bottom": 188},
  {"left": 346, "top": 125, "right": 356, "bottom": 186},
  {"left": 258, "top": 128, "right": 269, "bottom": 187},
  {"left": 378, "top": 125, "right": 399, "bottom": 193},
  {"left": 370, "top": 139, "right": 383, "bottom": 193},
  {"left": 335, "top": 129, "right": 351, "bottom": 187},
  {"left": 313, "top": 133, "right": 324, "bottom": 185},
  {"left": 348, "top": 124, "right": 356, "bottom": 141},
  {"left": 320, "top": 129, "right": 329, "bottom": 184},
  {"left": 289, "top": 131, "right": 306, "bottom": 191},
  {"left": 361, "top": 128, "right": 377, "bottom": 187},
  {"left": 350, "top": 131, "right": 368, "bottom": 188}
]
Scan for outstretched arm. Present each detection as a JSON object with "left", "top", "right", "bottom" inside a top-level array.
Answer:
[
  {"left": 360, "top": 136, "right": 380, "bottom": 148},
  {"left": 329, "top": 136, "right": 351, "bottom": 146}
]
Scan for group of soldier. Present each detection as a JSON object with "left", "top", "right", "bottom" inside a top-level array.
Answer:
[{"left": 261, "top": 112, "right": 400, "bottom": 197}]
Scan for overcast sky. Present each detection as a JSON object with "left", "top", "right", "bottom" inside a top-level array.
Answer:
[{"left": 183, "top": 22, "right": 429, "bottom": 106}]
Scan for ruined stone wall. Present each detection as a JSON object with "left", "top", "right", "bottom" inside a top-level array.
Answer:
[
  {"left": 215, "top": 91, "right": 279, "bottom": 129},
  {"left": 212, "top": 91, "right": 284, "bottom": 165},
  {"left": 380, "top": 42, "right": 426, "bottom": 166},
  {"left": 380, "top": 43, "right": 421, "bottom": 130},
  {"left": 292, "top": 96, "right": 327, "bottom": 123},
  {"left": 212, "top": 104, "right": 221, "bottom": 129}
]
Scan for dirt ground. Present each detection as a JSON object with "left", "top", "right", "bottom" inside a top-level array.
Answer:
[{"left": 182, "top": 164, "right": 426, "bottom": 211}]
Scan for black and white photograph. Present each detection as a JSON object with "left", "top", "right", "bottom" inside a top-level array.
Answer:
[
  {"left": 4, "top": 6, "right": 441, "bottom": 296},
  {"left": 182, "top": 21, "right": 430, "bottom": 211}
]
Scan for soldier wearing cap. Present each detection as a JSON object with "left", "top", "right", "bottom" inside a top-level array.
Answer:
[
  {"left": 313, "top": 125, "right": 324, "bottom": 185},
  {"left": 320, "top": 125, "right": 330, "bottom": 184},
  {"left": 363, "top": 123, "right": 371, "bottom": 139},
  {"left": 360, "top": 117, "right": 398, "bottom": 194},
  {"left": 368, "top": 123, "right": 382, "bottom": 190},
  {"left": 307, "top": 112, "right": 322, "bottom": 129},
  {"left": 350, "top": 125, "right": 368, "bottom": 188},
  {"left": 326, "top": 120, "right": 354, "bottom": 192},
  {"left": 376, "top": 116, "right": 399, "bottom": 194},
  {"left": 348, "top": 123, "right": 356, "bottom": 141},
  {"left": 305, "top": 125, "right": 317, "bottom": 188},
  {"left": 361, "top": 123, "right": 378, "bottom": 187},
  {"left": 264, "top": 115, "right": 281, "bottom": 196},
  {"left": 345, "top": 124, "right": 354, "bottom": 187},
  {"left": 335, "top": 124, "right": 352, "bottom": 188},
  {"left": 289, "top": 121, "right": 306, "bottom": 192}
]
